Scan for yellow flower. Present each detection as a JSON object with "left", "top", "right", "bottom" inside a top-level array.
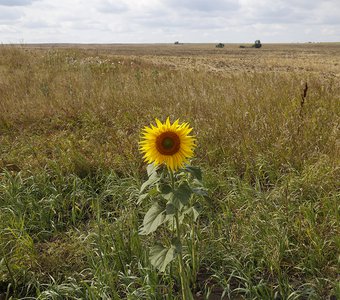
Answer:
[{"left": 139, "top": 117, "right": 196, "bottom": 171}]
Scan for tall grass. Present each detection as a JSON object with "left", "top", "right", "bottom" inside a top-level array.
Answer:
[{"left": 0, "top": 45, "right": 339, "bottom": 299}]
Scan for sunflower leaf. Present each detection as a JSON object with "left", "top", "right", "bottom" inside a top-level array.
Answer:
[
  {"left": 165, "top": 202, "right": 176, "bottom": 222},
  {"left": 192, "top": 202, "right": 201, "bottom": 221},
  {"left": 184, "top": 202, "right": 201, "bottom": 221},
  {"left": 147, "top": 163, "right": 158, "bottom": 177},
  {"left": 140, "top": 171, "right": 160, "bottom": 193},
  {"left": 149, "top": 242, "right": 179, "bottom": 272},
  {"left": 137, "top": 193, "right": 149, "bottom": 205},
  {"left": 158, "top": 183, "right": 172, "bottom": 194},
  {"left": 192, "top": 187, "right": 208, "bottom": 197},
  {"left": 172, "top": 182, "right": 192, "bottom": 208},
  {"left": 171, "top": 237, "right": 182, "bottom": 253},
  {"left": 185, "top": 166, "right": 202, "bottom": 181},
  {"left": 139, "top": 202, "right": 166, "bottom": 235},
  {"left": 159, "top": 183, "right": 173, "bottom": 200},
  {"left": 138, "top": 187, "right": 159, "bottom": 205}
]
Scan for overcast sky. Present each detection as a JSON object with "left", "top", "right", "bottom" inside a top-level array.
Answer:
[{"left": 0, "top": 0, "right": 339, "bottom": 43}]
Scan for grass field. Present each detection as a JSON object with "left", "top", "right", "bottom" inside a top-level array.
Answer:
[{"left": 0, "top": 43, "right": 339, "bottom": 299}]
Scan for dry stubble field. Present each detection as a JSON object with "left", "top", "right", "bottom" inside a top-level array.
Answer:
[{"left": 0, "top": 43, "right": 339, "bottom": 299}]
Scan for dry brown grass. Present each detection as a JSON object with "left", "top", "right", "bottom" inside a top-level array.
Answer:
[
  {"left": 1, "top": 44, "right": 339, "bottom": 176},
  {"left": 0, "top": 43, "right": 339, "bottom": 299}
]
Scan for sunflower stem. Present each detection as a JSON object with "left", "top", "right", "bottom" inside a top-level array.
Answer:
[
  {"left": 175, "top": 209, "right": 191, "bottom": 300},
  {"left": 169, "top": 168, "right": 175, "bottom": 190},
  {"left": 169, "top": 169, "right": 193, "bottom": 300},
  {"left": 191, "top": 221, "right": 197, "bottom": 289}
]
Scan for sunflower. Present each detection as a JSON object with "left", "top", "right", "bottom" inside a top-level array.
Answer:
[{"left": 139, "top": 117, "right": 196, "bottom": 171}]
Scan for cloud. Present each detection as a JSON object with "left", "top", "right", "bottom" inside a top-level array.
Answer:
[
  {"left": 22, "top": 19, "right": 51, "bottom": 28},
  {"left": 131, "top": 0, "right": 241, "bottom": 32},
  {"left": 96, "top": 0, "right": 129, "bottom": 14},
  {"left": 0, "top": 0, "right": 339, "bottom": 43},
  {"left": 0, "top": 0, "right": 37, "bottom": 6},
  {"left": 163, "top": 0, "right": 239, "bottom": 12},
  {"left": 317, "top": 0, "right": 340, "bottom": 25},
  {"left": 0, "top": 6, "right": 23, "bottom": 23},
  {"left": 238, "top": 0, "right": 340, "bottom": 25}
]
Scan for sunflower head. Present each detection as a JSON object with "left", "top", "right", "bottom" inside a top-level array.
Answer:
[{"left": 139, "top": 117, "right": 196, "bottom": 171}]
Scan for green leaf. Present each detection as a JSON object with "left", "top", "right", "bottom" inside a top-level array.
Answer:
[
  {"left": 147, "top": 163, "right": 158, "bottom": 177},
  {"left": 137, "top": 187, "right": 158, "bottom": 205},
  {"left": 171, "top": 237, "right": 182, "bottom": 253},
  {"left": 184, "top": 202, "right": 201, "bottom": 221},
  {"left": 137, "top": 193, "right": 149, "bottom": 205},
  {"left": 192, "top": 187, "right": 208, "bottom": 197},
  {"left": 165, "top": 202, "right": 176, "bottom": 222},
  {"left": 185, "top": 166, "right": 202, "bottom": 181},
  {"left": 140, "top": 171, "right": 160, "bottom": 193},
  {"left": 192, "top": 203, "right": 201, "bottom": 221},
  {"left": 172, "top": 182, "right": 192, "bottom": 208},
  {"left": 158, "top": 184, "right": 173, "bottom": 201},
  {"left": 139, "top": 202, "right": 165, "bottom": 235},
  {"left": 149, "top": 242, "right": 179, "bottom": 272},
  {"left": 166, "top": 202, "right": 177, "bottom": 215}
]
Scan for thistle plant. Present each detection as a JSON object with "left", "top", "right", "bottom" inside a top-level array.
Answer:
[{"left": 138, "top": 118, "right": 206, "bottom": 299}]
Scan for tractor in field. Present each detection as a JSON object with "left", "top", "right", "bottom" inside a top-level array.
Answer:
[
  {"left": 253, "top": 40, "right": 262, "bottom": 48},
  {"left": 239, "top": 40, "right": 262, "bottom": 49},
  {"left": 216, "top": 43, "right": 224, "bottom": 48}
]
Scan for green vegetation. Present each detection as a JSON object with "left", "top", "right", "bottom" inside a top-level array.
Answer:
[{"left": 0, "top": 44, "right": 339, "bottom": 299}]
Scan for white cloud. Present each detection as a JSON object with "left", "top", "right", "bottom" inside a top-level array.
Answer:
[{"left": 0, "top": 0, "right": 339, "bottom": 43}]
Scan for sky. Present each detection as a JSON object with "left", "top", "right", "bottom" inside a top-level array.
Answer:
[{"left": 0, "top": 0, "right": 339, "bottom": 43}]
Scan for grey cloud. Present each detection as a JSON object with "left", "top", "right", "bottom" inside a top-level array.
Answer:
[
  {"left": 70, "top": 20, "right": 110, "bottom": 31},
  {"left": 1, "top": 0, "right": 339, "bottom": 43},
  {"left": 0, "top": 7, "right": 23, "bottom": 22},
  {"left": 97, "top": 0, "right": 128, "bottom": 14},
  {"left": 0, "top": 0, "right": 36, "bottom": 6},
  {"left": 317, "top": 1, "right": 340, "bottom": 25},
  {"left": 323, "top": 16, "right": 340, "bottom": 25},
  {"left": 23, "top": 19, "right": 51, "bottom": 28},
  {"left": 135, "top": 13, "right": 231, "bottom": 31},
  {"left": 131, "top": 0, "right": 241, "bottom": 31},
  {"left": 281, "top": 0, "right": 321, "bottom": 9},
  {"left": 251, "top": 7, "right": 305, "bottom": 24},
  {"left": 163, "top": 0, "right": 240, "bottom": 12},
  {"left": 239, "top": 0, "right": 328, "bottom": 25}
]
